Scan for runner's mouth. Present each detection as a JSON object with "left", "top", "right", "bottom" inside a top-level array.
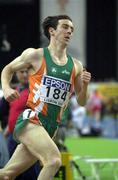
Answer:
[{"left": 64, "top": 37, "right": 70, "bottom": 41}]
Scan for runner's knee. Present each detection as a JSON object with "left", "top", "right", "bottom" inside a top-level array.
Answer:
[
  {"left": 0, "top": 169, "right": 11, "bottom": 180},
  {"left": 46, "top": 157, "right": 62, "bottom": 171},
  {"left": 53, "top": 157, "right": 62, "bottom": 169},
  {"left": 2, "top": 169, "right": 18, "bottom": 180}
]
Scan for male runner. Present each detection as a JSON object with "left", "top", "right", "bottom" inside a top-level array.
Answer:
[{"left": 0, "top": 15, "right": 91, "bottom": 180}]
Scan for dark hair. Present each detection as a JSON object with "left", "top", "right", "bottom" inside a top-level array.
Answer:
[{"left": 42, "top": 15, "right": 72, "bottom": 40}]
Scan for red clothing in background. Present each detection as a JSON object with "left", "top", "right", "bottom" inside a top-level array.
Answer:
[{"left": 8, "top": 87, "right": 28, "bottom": 133}]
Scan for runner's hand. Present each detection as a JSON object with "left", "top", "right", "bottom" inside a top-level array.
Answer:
[
  {"left": 3, "top": 88, "right": 20, "bottom": 102},
  {"left": 80, "top": 68, "right": 91, "bottom": 85}
]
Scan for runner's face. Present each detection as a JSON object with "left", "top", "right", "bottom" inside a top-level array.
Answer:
[{"left": 53, "top": 19, "right": 74, "bottom": 45}]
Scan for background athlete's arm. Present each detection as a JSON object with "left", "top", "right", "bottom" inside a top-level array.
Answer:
[{"left": 74, "top": 59, "right": 91, "bottom": 106}]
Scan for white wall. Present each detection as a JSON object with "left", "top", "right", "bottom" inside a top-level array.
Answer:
[{"left": 40, "top": 0, "right": 86, "bottom": 66}]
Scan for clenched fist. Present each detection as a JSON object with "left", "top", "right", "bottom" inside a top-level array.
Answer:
[
  {"left": 3, "top": 88, "right": 20, "bottom": 102},
  {"left": 80, "top": 68, "right": 91, "bottom": 85}
]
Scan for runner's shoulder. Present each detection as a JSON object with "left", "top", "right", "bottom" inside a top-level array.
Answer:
[
  {"left": 21, "top": 48, "right": 44, "bottom": 60},
  {"left": 72, "top": 57, "right": 83, "bottom": 76}
]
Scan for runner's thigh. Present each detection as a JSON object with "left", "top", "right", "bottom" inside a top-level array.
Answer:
[{"left": 18, "top": 122, "right": 61, "bottom": 164}]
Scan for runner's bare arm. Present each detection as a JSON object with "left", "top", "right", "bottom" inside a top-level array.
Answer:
[
  {"left": 74, "top": 59, "right": 91, "bottom": 106},
  {"left": 1, "top": 48, "right": 43, "bottom": 102}
]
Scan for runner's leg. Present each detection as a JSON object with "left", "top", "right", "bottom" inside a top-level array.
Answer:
[
  {"left": 0, "top": 143, "right": 37, "bottom": 180},
  {"left": 18, "top": 122, "right": 62, "bottom": 180}
]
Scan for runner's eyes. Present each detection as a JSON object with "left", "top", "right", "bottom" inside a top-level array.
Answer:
[{"left": 62, "top": 25, "right": 74, "bottom": 32}]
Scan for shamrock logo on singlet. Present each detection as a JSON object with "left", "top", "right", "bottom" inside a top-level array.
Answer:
[{"left": 51, "top": 67, "right": 57, "bottom": 74}]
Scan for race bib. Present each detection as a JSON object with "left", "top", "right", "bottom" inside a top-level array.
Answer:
[{"left": 39, "top": 75, "right": 71, "bottom": 107}]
